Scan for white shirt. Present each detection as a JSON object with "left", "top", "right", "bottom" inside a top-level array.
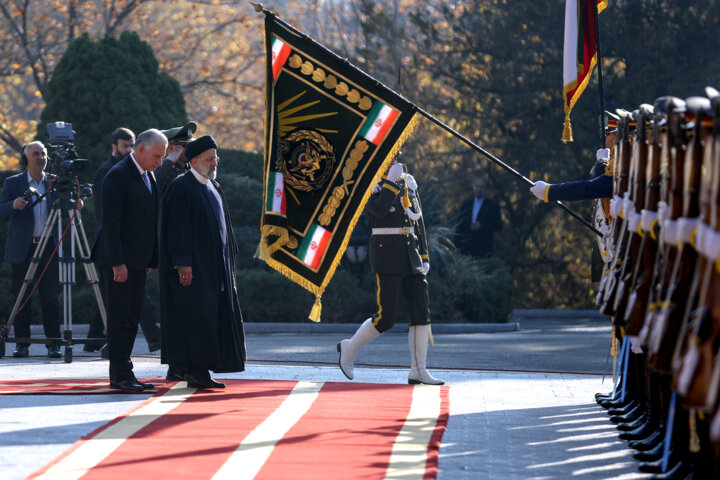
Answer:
[{"left": 27, "top": 171, "right": 48, "bottom": 237}]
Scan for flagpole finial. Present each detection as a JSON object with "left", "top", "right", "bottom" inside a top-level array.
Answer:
[{"left": 250, "top": 2, "right": 264, "bottom": 13}]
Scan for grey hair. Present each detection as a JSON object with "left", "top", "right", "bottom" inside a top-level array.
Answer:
[
  {"left": 134, "top": 129, "right": 168, "bottom": 151},
  {"left": 23, "top": 141, "right": 46, "bottom": 155}
]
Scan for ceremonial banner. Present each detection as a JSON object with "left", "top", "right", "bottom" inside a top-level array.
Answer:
[
  {"left": 259, "top": 13, "right": 418, "bottom": 320},
  {"left": 562, "top": 0, "right": 607, "bottom": 142}
]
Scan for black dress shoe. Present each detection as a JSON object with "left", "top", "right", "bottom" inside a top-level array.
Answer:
[
  {"left": 609, "top": 400, "right": 640, "bottom": 417},
  {"left": 13, "top": 345, "right": 29, "bottom": 358},
  {"left": 634, "top": 441, "right": 664, "bottom": 462},
  {"left": 185, "top": 369, "right": 225, "bottom": 389},
  {"left": 83, "top": 341, "right": 105, "bottom": 352},
  {"left": 127, "top": 373, "right": 155, "bottom": 391},
  {"left": 628, "top": 428, "right": 664, "bottom": 449},
  {"left": 47, "top": 345, "right": 62, "bottom": 358},
  {"left": 166, "top": 365, "right": 186, "bottom": 382},
  {"left": 650, "top": 459, "right": 691, "bottom": 480},
  {"left": 617, "top": 413, "right": 649, "bottom": 431},
  {"left": 620, "top": 419, "right": 659, "bottom": 441},
  {"left": 639, "top": 452, "right": 681, "bottom": 474},
  {"left": 110, "top": 379, "right": 145, "bottom": 392},
  {"left": 147, "top": 340, "right": 161, "bottom": 352}
]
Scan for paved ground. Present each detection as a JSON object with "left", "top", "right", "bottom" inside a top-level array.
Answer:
[{"left": 0, "top": 312, "right": 651, "bottom": 479}]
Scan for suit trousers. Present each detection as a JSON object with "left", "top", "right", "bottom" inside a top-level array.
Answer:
[
  {"left": 101, "top": 266, "right": 146, "bottom": 379},
  {"left": 10, "top": 243, "right": 60, "bottom": 346},
  {"left": 372, "top": 272, "right": 430, "bottom": 333}
]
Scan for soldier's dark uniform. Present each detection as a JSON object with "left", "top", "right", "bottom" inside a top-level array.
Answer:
[
  {"left": 337, "top": 165, "right": 443, "bottom": 385},
  {"left": 366, "top": 176, "right": 430, "bottom": 332},
  {"left": 155, "top": 122, "right": 197, "bottom": 196}
]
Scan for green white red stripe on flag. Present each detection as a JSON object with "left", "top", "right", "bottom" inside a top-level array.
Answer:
[
  {"left": 297, "top": 223, "right": 331, "bottom": 269},
  {"left": 265, "top": 171, "right": 286, "bottom": 215},
  {"left": 562, "top": 0, "right": 606, "bottom": 142},
  {"left": 360, "top": 101, "right": 400, "bottom": 145},
  {"left": 271, "top": 36, "right": 291, "bottom": 81}
]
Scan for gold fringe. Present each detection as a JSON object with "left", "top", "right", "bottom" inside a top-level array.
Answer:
[
  {"left": 611, "top": 332, "right": 617, "bottom": 356},
  {"left": 308, "top": 295, "right": 322, "bottom": 322},
  {"left": 263, "top": 112, "right": 420, "bottom": 322},
  {"left": 562, "top": 116, "right": 573, "bottom": 143},
  {"left": 428, "top": 323, "right": 434, "bottom": 346},
  {"left": 256, "top": 224, "right": 289, "bottom": 260}
]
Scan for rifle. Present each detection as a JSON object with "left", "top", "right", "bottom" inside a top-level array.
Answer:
[
  {"left": 625, "top": 105, "right": 661, "bottom": 335},
  {"left": 648, "top": 99, "right": 702, "bottom": 373},
  {"left": 675, "top": 96, "right": 719, "bottom": 409},
  {"left": 599, "top": 111, "right": 634, "bottom": 316},
  {"left": 614, "top": 105, "right": 652, "bottom": 328}
]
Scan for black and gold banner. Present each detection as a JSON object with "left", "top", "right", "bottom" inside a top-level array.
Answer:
[{"left": 259, "top": 13, "right": 418, "bottom": 321}]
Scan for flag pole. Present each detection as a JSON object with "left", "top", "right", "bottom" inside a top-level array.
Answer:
[
  {"left": 593, "top": 0, "right": 606, "bottom": 149},
  {"left": 251, "top": 2, "right": 603, "bottom": 237}
]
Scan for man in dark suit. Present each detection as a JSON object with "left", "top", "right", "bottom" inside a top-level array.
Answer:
[
  {"left": 0, "top": 141, "right": 61, "bottom": 358},
  {"left": 85, "top": 127, "right": 161, "bottom": 353},
  {"left": 91, "top": 129, "right": 167, "bottom": 392},
  {"left": 455, "top": 177, "right": 502, "bottom": 258}
]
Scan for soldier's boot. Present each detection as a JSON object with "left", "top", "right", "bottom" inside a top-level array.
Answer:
[
  {"left": 408, "top": 324, "right": 444, "bottom": 385},
  {"left": 337, "top": 318, "right": 380, "bottom": 380}
]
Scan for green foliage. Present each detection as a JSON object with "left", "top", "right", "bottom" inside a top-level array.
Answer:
[
  {"left": 236, "top": 267, "right": 312, "bottom": 322},
  {"left": 39, "top": 31, "right": 187, "bottom": 178},
  {"left": 220, "top": 172, "right": 262, "bottom": 227},
  {"left": 436, "top": 255, "right": 515, "bottom": 324},
  {"left": 218, "top": 149, "right": 264, "bottom": 183}
]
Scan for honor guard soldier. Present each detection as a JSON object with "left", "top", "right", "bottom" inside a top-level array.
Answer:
[
  {"left": 155, "top": 121, "right": 198, "bottom": 196},
  {"left": 337, "top": 158, "right": 444, "bottom": 385}
]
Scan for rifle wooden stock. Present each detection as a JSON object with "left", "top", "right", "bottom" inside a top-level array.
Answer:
[
  {"left": 626, "top": 117, "right": 661, "bottom": 334},
  {"left": 650, "top": 117, "right": 702, "bottom": 373}
]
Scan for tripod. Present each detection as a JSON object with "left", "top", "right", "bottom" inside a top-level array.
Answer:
[{"left": 0, "top": 192, "right": 106, "bottom": 362}]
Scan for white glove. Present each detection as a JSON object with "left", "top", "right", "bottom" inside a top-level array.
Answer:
[
  {"left": 530, "top": 181, "right": 548, "bottom": 200},
  {"left": 405, "top": 174, "right": 417, "bottom": 191},
  {"left": 387, "top": 163, "right": 404, "bottom": 183},
  {"left": 422, "top": 261, "right": 430, "bottom": 274},
  {"left": 596, "top": 148, "right": 610, "bottom": 161}
]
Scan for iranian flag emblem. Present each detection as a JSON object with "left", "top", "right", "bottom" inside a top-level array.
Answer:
[
  {"left": 359, "top": 100, "right": 400, "bottom": 145},
  {"left": 271, "top": 36, "right": 292, "bottom": 80},
  {"left": 298, "top": 223, "right": 331, "bottom": 269},
  {"left": 266, "top": 171, "right": 286, "bottom": 214}
]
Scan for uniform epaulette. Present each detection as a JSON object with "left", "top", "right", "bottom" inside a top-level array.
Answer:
[{"left": 382, "top": 181, "right": 400, "bottom": 195}]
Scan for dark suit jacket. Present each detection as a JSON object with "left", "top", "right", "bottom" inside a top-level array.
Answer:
[
  {"left": 0, "top": 171, "right": 58, "bottom": 263},
  {"left": 92, "top": 154, "right": 120, "bottom": 235},
  {"left": 91, "top": 155, "right": 158, "bottom": 270},
  {"left": 455, "top": 196, "right": 502, "bottom": 258}
]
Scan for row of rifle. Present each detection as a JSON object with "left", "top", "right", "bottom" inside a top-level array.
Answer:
[{"left": 595, "top": 87, "right": 720, "bottom": 479}]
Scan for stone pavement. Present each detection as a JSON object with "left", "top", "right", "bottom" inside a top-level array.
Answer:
[{"left": 0, "top": 313, "right": 651, "bottom": 479}]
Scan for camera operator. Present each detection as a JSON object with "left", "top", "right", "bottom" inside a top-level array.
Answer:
[{"left": 0, "top": 142, "right": 62, "bottom": 358}]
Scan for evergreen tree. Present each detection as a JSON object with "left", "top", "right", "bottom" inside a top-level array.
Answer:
[{"left": 38, "top": 31, "right": 187, "bottom": 173}]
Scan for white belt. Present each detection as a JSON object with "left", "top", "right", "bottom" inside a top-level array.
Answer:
[{"left": 372, "top": 226, "right": 415, "bottom": 235}]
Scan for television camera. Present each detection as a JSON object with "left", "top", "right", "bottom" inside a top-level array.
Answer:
[{"left": 44, "top": 122, "right": 92, "bottom": 200}]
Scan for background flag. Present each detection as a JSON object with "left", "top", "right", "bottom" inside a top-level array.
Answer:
[
  {"left": 259, "top": 12, "right": 418, "bottom": 321},
  {"left": 562, "top": 0, "right": 607, "bottom": 142}
]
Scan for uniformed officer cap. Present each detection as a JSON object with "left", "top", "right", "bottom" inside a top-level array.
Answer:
[
  {"left": 160, "top": 121, "right": 197, "bottom": 145},
  {"left": 604, "top": 110, "right": 619, "bottom": 133}
]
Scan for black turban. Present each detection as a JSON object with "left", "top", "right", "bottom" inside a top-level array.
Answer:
[{"left": 184, "top": 135, "right": 218, "bottom": 161}]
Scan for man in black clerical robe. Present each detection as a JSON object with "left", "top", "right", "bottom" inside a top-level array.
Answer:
[{"left": 159, "top": 135, "right": 246, "bottom": 389}]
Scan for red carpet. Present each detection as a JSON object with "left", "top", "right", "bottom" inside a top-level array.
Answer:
[
  {"left": 0, "top": 378, "right": 167, "bottom": 394},
  {"left": 27, "top": 379, "right": 449, "bottom": 480}
]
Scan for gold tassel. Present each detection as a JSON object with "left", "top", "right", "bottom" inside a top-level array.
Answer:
[
  {"left": 402, "top": 188, "right": 411, "bottom": 208},
  {"left": 689, "top": 409, "right": 701, "bottom": 453},
  {"left": 428, "top": 324, "right": 434, "bottom": 346},
  {"left": 562, "top": 116, "right": 574, "bottom": 143},
  {"left": 611, "top": 332, "right": 617, "bottom": 356},
  {"left": 308, "top": 295, "right": 322, "bottom": 323}
]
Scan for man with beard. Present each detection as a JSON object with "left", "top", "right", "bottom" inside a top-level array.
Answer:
[
  {"left": 160, "top": 135, "right": 246, "bottom": 389},
  {"left": 85, "top": 128, "right": 161, "bottom": 353},
  {"left": 155, "top": 122, "right": 197, "bottom": 196}
]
